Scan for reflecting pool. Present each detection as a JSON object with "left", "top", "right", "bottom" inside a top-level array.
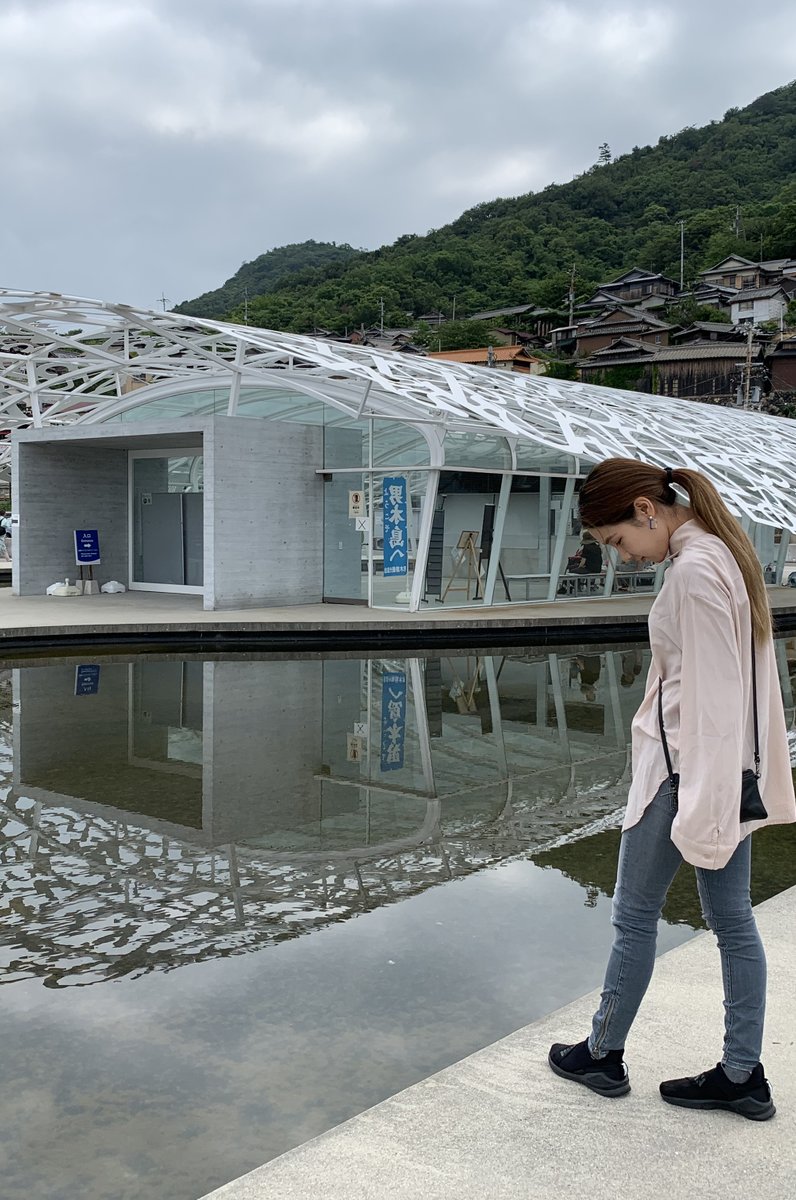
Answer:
[{"left": 1, "top": 640, "right": 795, "bottom": 1200}]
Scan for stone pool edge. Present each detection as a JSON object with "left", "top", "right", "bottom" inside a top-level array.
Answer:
[{"left": 199, "top": 884, "right": 796, "bottom": 1200}]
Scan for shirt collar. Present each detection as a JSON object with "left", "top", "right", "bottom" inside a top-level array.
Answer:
[{"left": 667, "top": 516, "right": 705, "bottom": 559}]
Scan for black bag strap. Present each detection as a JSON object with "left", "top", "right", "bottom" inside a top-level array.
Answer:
[
  {"left": 657, "top": 679, "right": 677, "bottom": 783},
  {"left": 657, "top": 631, "right": 759, "bottom": 780},
  {"left": 751, "top": 636, "right": 760, "bottom": 776}
]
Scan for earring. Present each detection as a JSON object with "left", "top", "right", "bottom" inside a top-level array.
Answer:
[{"left": 648, "top": 518, "right": 657, "bottom": 530}]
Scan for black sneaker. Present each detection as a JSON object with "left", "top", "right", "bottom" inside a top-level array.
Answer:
[
  {"left": 660, "top": 1063, "right": 775, "bottom": 1121},
  {"left": 548, "top": 1039, "right": 630, "bottom": 1097}
]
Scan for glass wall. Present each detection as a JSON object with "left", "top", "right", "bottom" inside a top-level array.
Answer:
[{"left": 369, "top": 470, "right": 429, "bottom": 607}]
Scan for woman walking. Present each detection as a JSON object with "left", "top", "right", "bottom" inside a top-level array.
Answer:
[{"left": 548, "top": 458, "right": 796, "bottom": 1120}]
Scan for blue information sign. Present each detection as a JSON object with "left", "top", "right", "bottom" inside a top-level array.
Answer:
[
  {"left": 74, "top": 664, "right": 101, "bottom": 696},
  {"left": 74, "top": 528, "right": 101, "bottom": 566},
  {"left": 380, "top": 670, "right": 407, "bottom": 772},
  {"left": 382, "top": 476, "right": 408, "bottom": 577}
]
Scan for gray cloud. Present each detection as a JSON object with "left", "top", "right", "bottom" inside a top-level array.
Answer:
[{"left": 1, "top": 0, "right": 794, "bottom": 309}]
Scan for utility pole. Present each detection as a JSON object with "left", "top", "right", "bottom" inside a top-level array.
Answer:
[
  {"left": 452, "top": 295, "right": 456, "bottom": 322},
  {"left": 678, "top": 220, "right": 685, "bottom": 290},
  {"left": 568, "top": 263, "right": 576, "bottom": 326},
  {"left": 743, "top": 323, "right": 754, "bottom": 408},
  {"left": 243, "top": 287, "right": 249, "bottom": 325},
  {"left": 733, "top": 205, "right": 744, "bottom": 240},
  {"left": 379, "top": 296, "right": 384, "bottom": 336},
  {"left": 159, "top": 292, "right": 170, "bottom": 312}
]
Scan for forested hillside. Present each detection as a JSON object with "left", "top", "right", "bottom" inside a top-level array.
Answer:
[
  {"left": 177, "top": 81, "right": 796, "bottom": 332},
  {"left": 178, "top": 240, "right": 363, "bottom": 319}
]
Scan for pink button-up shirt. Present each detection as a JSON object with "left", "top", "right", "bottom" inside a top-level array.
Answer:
[{"left": 625, "top": 519, "right": 796, "bottom": 868}]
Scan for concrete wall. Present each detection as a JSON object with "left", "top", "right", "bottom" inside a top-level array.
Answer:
[
  {"left": 205, "top": 417, "right": 324, "bottom": 609},
  {"left": 12, "top": 441, "right": 128, "bottom": 594}
]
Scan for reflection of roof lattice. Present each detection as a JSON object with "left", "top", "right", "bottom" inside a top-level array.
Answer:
[
  {"left": 0, "top": 764, "right": 627, "bottom": 988},
  {"left": 3, "top": 289, "right": 796, "bottom": 528}
]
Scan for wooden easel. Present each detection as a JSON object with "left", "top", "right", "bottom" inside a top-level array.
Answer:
[{"left": 441, "top": 531, "right": 484, "bottom": 601}]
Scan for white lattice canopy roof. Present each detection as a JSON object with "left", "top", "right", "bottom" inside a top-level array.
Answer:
[{"left": 2, "top": 288, "right": 796, "bottom": 529}]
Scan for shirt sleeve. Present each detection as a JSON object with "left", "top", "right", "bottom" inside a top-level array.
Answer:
[{"left": 669, "top": 566, "right": 744, "bottom": 869}]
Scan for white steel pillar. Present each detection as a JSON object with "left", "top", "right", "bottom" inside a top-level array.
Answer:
[
  {"left": 484, "top": 474, "right": 512, "bottom": 605},
  {"left": 409, "top": 470, "right": 440, "bottom": 612},
  {"left": 603, "top": 546, "right": 617, "bottom": 595},
  {"left": 548, "top": 653, "right": 571, "bottom": 758},
  {"left": 226, "top": 340, "right": 246, "bottom": 416},
  {"left": 538, "top": 476, "right": 551, "bottom": 573},
  {"left": 546, "top": 477, "right": 576, "bottom": 601},
  {"left": 775, "top": 526, "right": 791, "bottom": 585},
  {"left": 26, "top": 362, "right": 42, "bottom": 427},
  {"left": 603, "top": 651, "right": 624, "bottom": 747},
  {"left": 484, "top": 655, "right": 508, "bottom": 777},
  {"left": 408, "top": 658, "right": 436, "bottom": 796}
]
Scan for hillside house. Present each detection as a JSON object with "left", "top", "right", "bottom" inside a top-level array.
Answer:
[
  {"left": 428, "top": 345, "right": 545, "bottom": 374},
  {"left": 730, "top": 285, "right": 789, "bottom": 326},
  {"left": 697, "top": 255, "right": 796, "bottom": 293},
  {"left": 577, "top": 268, "right": 680, "bottom": 313},
  {"left": 766, "top": 335, "right": 796, "bottom": 393},
  {"left": 467, "top": 304, "right": 561, "bottom": 345},
  {"left": 670, "top": 322, "right": 746, "bottom": 345},
  {"left": 575, "top": 306, "right": 675, "bottom": 357},
  {"left": 685, "top": 281, "right": 739, "bottom": 312},
  {"left": 579, "top": 339, "right": 762, "bottom": 406},
  {"left": 549, "top": 325, "right": 577, "bottom": 354}
]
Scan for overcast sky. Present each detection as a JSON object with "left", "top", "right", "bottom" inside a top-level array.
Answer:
[{"left": 2, "top": 0, "right": 795, "bottom": 311}]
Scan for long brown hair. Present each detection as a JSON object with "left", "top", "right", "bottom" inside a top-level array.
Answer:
[{"left": 578, "top": 457, "right": 773, "bottom": 643}]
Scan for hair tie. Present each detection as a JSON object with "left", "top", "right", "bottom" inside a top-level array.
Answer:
[{"left": 664, "top": 466, "right": 674, "bottom": 486}]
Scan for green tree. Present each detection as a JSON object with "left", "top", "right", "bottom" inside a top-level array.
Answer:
[
  {"left": 543, "top": 360, "right": 578, "bottom": 380},
  {"left": 421, "top": 320, "right": 504, "bottom": 351},
  {"left": 667, "top": 299, "right": 731, "bottom": 326}
]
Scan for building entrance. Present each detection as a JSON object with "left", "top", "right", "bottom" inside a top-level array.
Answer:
[{"left": 130, "top": 453, "right": 204, "bottom": 592}]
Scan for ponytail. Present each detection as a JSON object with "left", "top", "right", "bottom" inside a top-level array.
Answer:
[
  {"left": 578, "top": 457, "right": 773, "bottom": 643},
  {"left": 670, "top": 467, "right": 773, "bottom": 644}
]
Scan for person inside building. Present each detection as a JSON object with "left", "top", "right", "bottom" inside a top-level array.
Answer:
[
  {"left": 0, "top": 511, "right": 12, "bottom": 560},
  {"left": 559, "top": 531, "right": 604, "bottom": 593}
]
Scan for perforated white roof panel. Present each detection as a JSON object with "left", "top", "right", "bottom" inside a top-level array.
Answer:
[{"left": 2, "top": 288, "right": 796, "bottom": 528}]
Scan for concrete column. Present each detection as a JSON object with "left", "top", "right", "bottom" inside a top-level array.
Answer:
[{"left": 204, "top": 417, "right": 324, "bottom": 609}]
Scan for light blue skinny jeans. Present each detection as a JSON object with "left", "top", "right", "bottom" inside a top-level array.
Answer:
[{"left": 589, "top": 780, "right": 766, "bottom": 1074}]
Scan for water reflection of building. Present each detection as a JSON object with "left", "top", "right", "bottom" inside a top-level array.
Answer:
[{"left": 2, "top": 641, "right": 794, "bottom": 987}]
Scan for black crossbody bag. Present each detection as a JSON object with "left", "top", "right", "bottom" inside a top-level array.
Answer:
[{"left": 657, "top": 636, "right": 768, "bottom": 823}]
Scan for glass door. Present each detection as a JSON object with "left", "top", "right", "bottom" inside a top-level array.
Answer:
[
  {"left": 130, "top": 453, "right": 204, "bottom": 593},
  {"left": 322, "top": 468, "right": 367, "bottom": 603}
]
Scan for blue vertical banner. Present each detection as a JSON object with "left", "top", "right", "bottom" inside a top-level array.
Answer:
[
  {"left": 380, "top": 671, "right": 407, "bottom": 771},
  {"left": 382, "top": 476, "right": 408, "bottom": 576}
]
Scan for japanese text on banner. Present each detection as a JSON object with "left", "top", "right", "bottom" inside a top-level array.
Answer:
[
  {"left": 380, "top": 671, "right": 407, "bottom": 771},
  {"left": 382, "top": 476, "right": 408, "bottom": 577}
]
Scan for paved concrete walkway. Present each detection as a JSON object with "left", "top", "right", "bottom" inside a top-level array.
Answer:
[
  {"left": 201, "top": 885, "right": 796, "bottom": 1200},
  {"left": 0, "top": 588, "right": 794, "bottom": 648},
  {"left": 0, "top": 587, "right": 654, "bottom": 629}
]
